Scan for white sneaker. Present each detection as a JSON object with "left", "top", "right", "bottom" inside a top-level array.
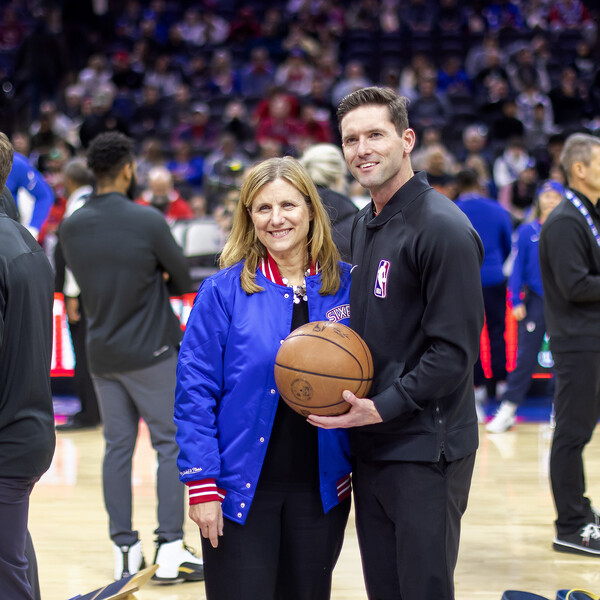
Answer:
[
  {"left": 474, "top": 386, "right": 487, "bottom": 423},
  {"left": 152, "top": 539, "right": 204, "bottom": 582},
  {"left": 486, "top": 401, "right": 517, "bottom": 433},
  {"left": 113, "top": 540, "right": 145, "bottom": 581}
]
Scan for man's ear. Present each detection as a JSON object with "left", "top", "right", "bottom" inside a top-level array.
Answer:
[{"left": 402, "top": 128, "right": 417, "bottom": 155}]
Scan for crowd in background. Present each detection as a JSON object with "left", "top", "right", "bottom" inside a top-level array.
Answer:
[{"left": 1, "top": 0, "right": 599, "bottom": 253}]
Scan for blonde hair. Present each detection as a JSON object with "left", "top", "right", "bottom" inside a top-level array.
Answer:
[
  {"left": 299, "top": 143, "right": 349, "bottom": 193},
  {"left": 220, "top": 156, "right": 341, "bottom": 295}
]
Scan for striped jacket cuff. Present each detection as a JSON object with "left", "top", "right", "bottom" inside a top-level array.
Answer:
[
  {"left": 337, "top": 474, "right": 351, "bottom": 502},
  {"left": 186, "top": 479, "right": 226, "bottom": 505}
]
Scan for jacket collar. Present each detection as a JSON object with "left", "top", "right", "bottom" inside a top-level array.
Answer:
[{"left": 367, "top": 171, "right": 431, "bottom": 228}]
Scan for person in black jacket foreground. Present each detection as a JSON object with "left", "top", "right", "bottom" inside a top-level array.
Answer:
[
  {"left": 309, "top": 87, "right": 485, "bottom": 600},
  {"left": 0, "top": 131, "right": 55, "bottom": 599},
  {"left": 539, "top": 133, "right": 600, "bottom": 556},
  {"left": 59, "top": 132, "right": 204, "bottom": 582}
]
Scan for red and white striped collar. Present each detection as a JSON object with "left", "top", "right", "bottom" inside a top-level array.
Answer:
[{"left": 259, "top": 252, "right": 318, "bottom": 285}]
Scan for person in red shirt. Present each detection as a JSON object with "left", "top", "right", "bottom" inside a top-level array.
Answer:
[{"left": 136, "top": 166, "right": 194, "bottom": 222}]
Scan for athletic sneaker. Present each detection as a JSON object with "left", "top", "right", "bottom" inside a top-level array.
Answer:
[
  {"left": 152, "top": 539, "right": 204, "bottom": 582},
  {"left": 486, "top": 401, "right": 518, "bottom": 434},
  {"left": 114, "top": 540, "right": 145, "bottom": 580},
  {"left": 553, "top": 523, "right": 600, "bottom": 556}
]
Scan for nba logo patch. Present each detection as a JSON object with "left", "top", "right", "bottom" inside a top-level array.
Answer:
[{"left": 374, "top": 260, "right": 390, "bottom": 298}]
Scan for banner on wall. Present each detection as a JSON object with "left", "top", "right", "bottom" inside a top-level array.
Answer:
[{"left": 51, "top": 293, "right": 198, "bottom": 378}]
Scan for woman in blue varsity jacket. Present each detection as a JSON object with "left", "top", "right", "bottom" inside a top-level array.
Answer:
[
  {"left": 487, "top": 179, "right": 564, "bottom": 433},
  {"left": 175, "top": 156, "right": 352, "bottom": 600}
]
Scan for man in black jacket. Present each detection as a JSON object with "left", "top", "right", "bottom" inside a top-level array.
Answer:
[
  {"left": 539, "top": 132, "right": 600, "bottom": 556},
  {"left": 0, "top": 132, "right": 55, "bottom": 598},
  {"left": 59, "top": 132, "right": 204, "bottom": 582},
  {"left": 310, "top": 87, "right": 484, "bottom": 600}
]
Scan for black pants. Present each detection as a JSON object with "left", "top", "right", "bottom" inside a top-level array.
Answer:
[
  {"left": 201, "top": 488, "right": 350, "bottom": 600},
  {"left": 0, "top": 477, "right": 36, "bottom": 600},
  {"left": 353, "top": 453, "right": 476, "bottom": 600},
  {"left": 69, "top": 312, "right": 100, "bottom": 424},
  {"left": 474, "top": 282, "right": 507, "bottom": 389},
  {"left": 550, "top": 351, "right": 600, "bottom": 535}
]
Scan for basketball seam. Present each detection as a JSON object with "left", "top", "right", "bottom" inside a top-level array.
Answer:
[{"left": 274, "top": 363, "right": 373, "bottom": 382}]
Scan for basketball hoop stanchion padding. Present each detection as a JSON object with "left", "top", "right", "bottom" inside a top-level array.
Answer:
[
  {"left": 66, "top": 565, "right": 158, "bottom": 600},
  {"left": 274, "top": 321, "right": 373, "bottom": 417}
]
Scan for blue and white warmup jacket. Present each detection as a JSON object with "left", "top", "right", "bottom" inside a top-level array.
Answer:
[{"left": 175, "top": 260, "right": 352, "bottom": 525}]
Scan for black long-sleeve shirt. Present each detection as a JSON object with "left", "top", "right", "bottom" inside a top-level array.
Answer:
[
  {"left": 59, "top": 192, "right": 192, "bottom": 375},
  {"left": 0, "top": 203, "right": 55, "bottom": 479},
  {"left": 349, "top": 171, "right": 485, "bottom": 462},
  {"left": 539, "top": 189, "right": 600, "bottom": 353}
]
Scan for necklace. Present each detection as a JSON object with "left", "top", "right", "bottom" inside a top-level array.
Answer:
[{"left": 281, "top": 270, "right": 310, "bottom": 304}]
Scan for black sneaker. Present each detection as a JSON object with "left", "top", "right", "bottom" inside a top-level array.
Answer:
[{"left": 553, "top": 523, "right": 600, "bottom": 556}]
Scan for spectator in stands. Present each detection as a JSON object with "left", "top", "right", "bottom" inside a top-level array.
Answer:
[
  {"left": 507, "top": 46, "right": 550, "bottom": 94},
  {"left": 408, "top": 70, "right": 452, "bottom": 137},
  {"left": 256, "top": 93, "right": 305, "bottom": 154},
  {"left": 498, "top": 158, "right": 539, "bottom": 226},
  {"left": 437, "top": 54, "right": 472, "bottom": 97},
  {"left": 483, "top": 0, "right": 526, "bottom": 31},
  {"left": 203, "top": 132, "right": 250, "bottom": 213},
  {"left": 456, "top": 124, "right": 495, "bottom": 194},
  {"left": 240, "top": 47, "right": 275, "bottom": 98},
  {"left": 515, "top": 74, "right": 554, "bottom": 132},
  {"left": 548, "top": 0, "right": 596, "bottom": 43},
  {"left": 220, "top": 99, "right": 257, "bottom": 156},
  {"left": 406, "top": 0, "right": 437, "bottom": 35},
  {"left": 465, "top": 33, "right": 507, "bottom": 80},
  {"left": 489, "top": 98, "right": 526, "bottom": 151},
  {"left": 549, "top": 66, "right": 590, "bottom": 132},
  {"left": 525, "top": 103, "right": 560, "bottom": 159},
  {"left": 399, "top": 53, "right": 434, "bottom": 101},
  {"left": 206, "top": 49, "right": 242, "bottom": 99},
  {"left": 299, "top": 142, "right": 358, "bottom": 262},
  {"left": 78, "top": 54, "right": 114, "bottom": 100},
  {"left": 182, "top": 54, "right": 210, "bottom": 98},
  {"left": 144, "top": 54, "right": 181, "bottom": 98},
  {"left": 228, "top": 7, "right": 261, "bottom": 48},
  {"left": 171, "top": 102, "right": 218, "bottom": 156},
  {"left": 111, "top": 50, "right": 144, "bottom": 93},
  {"left": 131, "top": 85, "right": 167, "bottom": 143},
  {"left": 487, "top": 179, "right": 564, "bottom": 433},
  {"left": 136, "top": 166, "right": 194, "bottom": 223},
  {"left": 79, "top": 86, "right": 130, "bottom": 149},
  {"left": 455, "top": 168, "right": 513, "bottom": 418},
  {"left": 493, "top": 136, "right": 532, "bottom": 189},
  {"left": 331, "top": 61, "right": 372, "bottom": 108},
  {"left": 167, "top": 140, "right": 204, "bottom": 194},
  {"left": 274, "top": 48, "right": 315, "bottom": 98}
]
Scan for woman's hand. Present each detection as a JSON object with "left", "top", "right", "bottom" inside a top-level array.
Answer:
[{"left": 189, "top": 501, "right": 224, "bottom": 548}]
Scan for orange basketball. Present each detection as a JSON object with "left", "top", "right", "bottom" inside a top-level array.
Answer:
[{"left": 274, "top": 321, "right": 373, "bottom": 417}]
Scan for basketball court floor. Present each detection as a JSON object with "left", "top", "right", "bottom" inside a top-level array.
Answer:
[{"left": 30, "top": 395, "right": 600, "bottom": 600}]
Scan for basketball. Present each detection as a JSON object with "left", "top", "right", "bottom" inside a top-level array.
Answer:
[{"left": 274, "top": 321, "right": 373, "bottom": 417}]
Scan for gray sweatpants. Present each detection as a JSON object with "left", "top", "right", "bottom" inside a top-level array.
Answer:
[{"left": 92, "top": 354, "right": 184, "bottom": 546}]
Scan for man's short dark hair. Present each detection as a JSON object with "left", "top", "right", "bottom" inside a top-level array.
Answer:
[
  {"left": 0, "top": 132, "right": 15, "bottom": 189},
  {"left": 455, "top": 169, "right": 480, "bottom": 193},
  {"left": 64, "top": 159, "right": 94, "bottom": 188},
  {"left": 86, "top": 132, "right": 134, "bottom": 181},
  {"left": 336, "top": 87, "right": 409, "bottom": 136}
]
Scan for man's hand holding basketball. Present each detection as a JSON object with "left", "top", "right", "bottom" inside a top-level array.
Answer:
[
  {"left": 189, "top": 501, "right": 223, "bottom": 548},
  {"left": 308, "top": 390, "right": 383, "bottom": 429}
]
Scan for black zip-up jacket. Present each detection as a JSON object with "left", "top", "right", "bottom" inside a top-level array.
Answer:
[
  {"left": 59, "top": 192, "right": 192, "bottom": 375},
  {"left": 0, "top": 199, "right": 55, "bottom": 478},
  {"left": 349, "top": 172, "right": 484, "bottom": 462},
  {"left": 539, "top": 189, "right": 600, "bottom": 353}
]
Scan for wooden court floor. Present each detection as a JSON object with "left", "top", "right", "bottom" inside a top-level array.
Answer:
[{"left": 30, "top": 421, "right": 600, "bottom": 600}]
